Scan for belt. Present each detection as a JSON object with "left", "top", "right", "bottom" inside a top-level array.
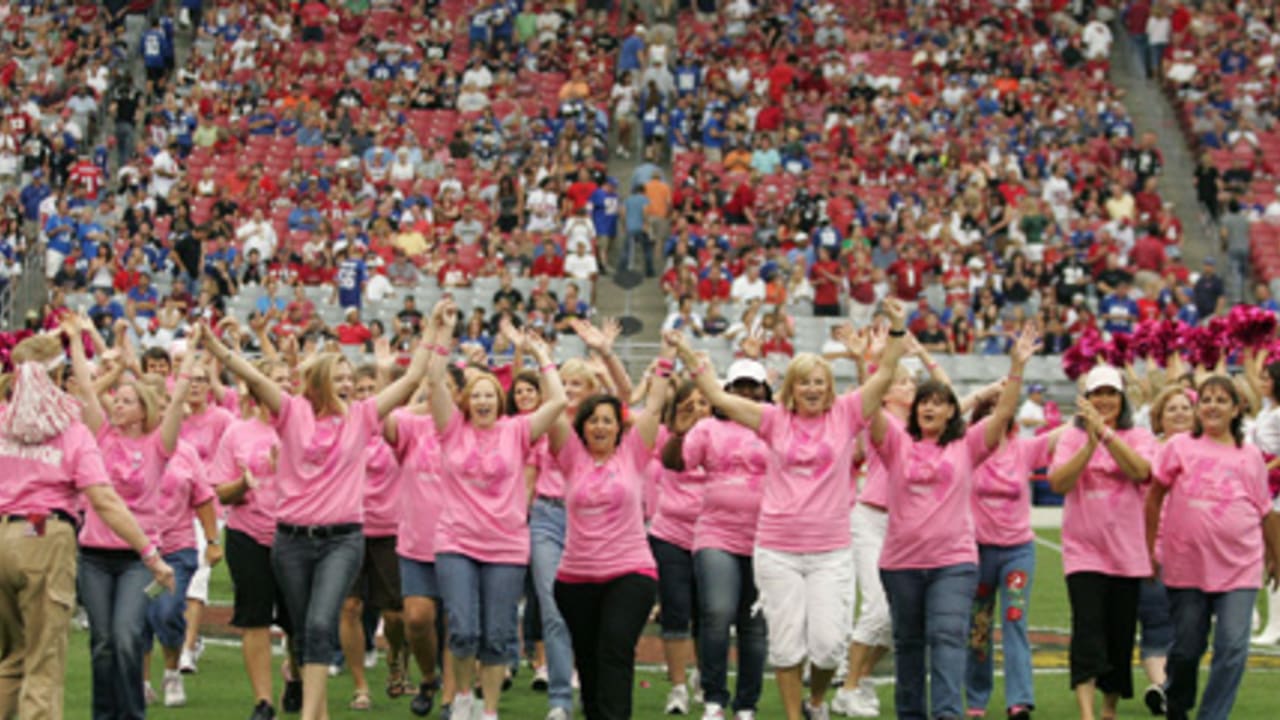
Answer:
[
  {"left": 277, "top": 522, "right": 362, "bottom": 539},
  {"left": 535, "top": 495, "right": 565, "bottom": 508},
  {"left": 0, "top": 510, "right": 78, "bottom": 527}
]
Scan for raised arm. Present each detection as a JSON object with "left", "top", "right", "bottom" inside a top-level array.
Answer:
[
  {"left": 863, "top": 299, "right": 909, "bottom": 443},
  {"left": 636, "top": 340, "right": 677, "bottom": 451},
  {"left": 373, "top": 334, "right": 434, "bottom": 420},
  {"left": 906, "top": 332, "right": 952, "bottom": 387},
  {"left": 83, "top": 484, "right": 176, "bottom": 592},
  {"left": 64, "top": 314, "right": 105, "bottom": 433},
  {"left": 524, "top": 331, "right": 568, "bottom": 441},
  {"left": 161, "top": 331, "right": 203, "bottom": 454},
  {"left": 984, "top": 327, "right": 1040, "bottom": 450},
  {"left": 426, "top": 300, "right": 460, "bottom": 434},
  {"left": 670, "top": 331, "right": 763, "bottom": 431},
  {"left": 203, "top": 319, "right": 283, "bottom": 416},
  {"left": 572, "top": 317, "right": 633, "bottom": 401}
]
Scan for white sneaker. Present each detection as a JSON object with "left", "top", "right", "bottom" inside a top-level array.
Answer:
[
  {"left": 831, "top": 688, "right": 856, "bottom": 716},
  {"left": 734, "top": 712, "right": 756, "bottom": 720},
  {"left": 702, "top": 702, "right": 725, "bottom": 719},
  {"left": 532, "top": 664, "right": 549, "bottom": 691},
  {"left": 690, "top": 668, "right": 703, "bottom": 704},
  {"left": 178, "top": 648, "right": 197, "bottom": 674},
  {"left": 191, "top": 636, "right": 205, "bottom": 662},
  {"left": 364, "top": 648, "right": 379, "bottom": 670},
  {"left": 452, "top": 692, "right": 476, "bottom": 720},
  {"left": 804, "top": 701, "right": 830, "bottom": 720},
  {"left": 856, "top": 679, "right": 880, "bottom": 714},
  {"left": 144, "top": 681, "right": 157, "bottom": 706},
  {"left": 163, "top": 670, "right": 187, "bottom": 707},
  {"left": 666, "top": 684, "right": 690, "bottom": 714},
  {"left": 328, "top": 663, "right": 342, "bottom": 677},
  {"left": 545, "top": 708, "right": 571, "bottom": 720}
]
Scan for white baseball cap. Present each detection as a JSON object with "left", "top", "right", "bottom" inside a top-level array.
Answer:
[
  {"left": 1084, "top": 365, "right": 1124, "bottom": 394},
  {"left": 725, "top": 359, "right": 768, "bottom": 385}
]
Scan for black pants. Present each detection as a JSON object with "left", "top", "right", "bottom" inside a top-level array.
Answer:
[
  {"left": 554, "top": 574, "right": 657, "bottom": 720},
  {"left": 1066, "top": 572, "right": 1140, "bottom": 698}
]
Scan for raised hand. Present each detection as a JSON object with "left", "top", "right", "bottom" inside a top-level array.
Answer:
[
  {"left": 882, "top": 297, "right": 906, "bottom": 327},
  {"left": 373, "top": 337, "right": 394, "bottom": 372},
  {"left": 1010, "top": 325, "right": 1042, "bottom": 365},
  {"left": 498, "top": 316, "right": 523, "bottom": 350},
  {"left": 600, "top": 317, "right": 622, "bottom": 349},
  {"left": 1075, "top": 395, "right": 1105, "bottom": 441},
  {"left": 569, "top": 317, "right": 609, "bottom": 353}
]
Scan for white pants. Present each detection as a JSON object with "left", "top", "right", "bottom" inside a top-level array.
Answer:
[
  {"left": 754, "top": 545, "right": 853, "bottom": 669},
  {"left": 850, "top": 504, "right": 891, "bottom": 648}
]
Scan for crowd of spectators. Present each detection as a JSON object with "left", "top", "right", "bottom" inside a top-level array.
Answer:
[{"left": 7, "top": 0, "right": 642, "bottom": 362}]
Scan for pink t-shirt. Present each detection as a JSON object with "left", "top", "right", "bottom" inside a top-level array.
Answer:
[
  {"left": 363, "top": 434, "right": 401, "bottom": 538},
  {"left": 179, "top": 405, "right": 235, "bottom": 463},
  {"left": 555, "top": 428, "right": 658, "bottom": 582},
  {"left": 648, "top": 425, "right": 706, "bottom": 551},
  {"left": 755, "top": 392, "right": 865, "bottom": 553},
  {"left": 857, "top": 419, "right": 898, "bottom": 510},
  {"left": 0, "top": 422, "right": 108, "bottom": 516},
  {"left": 435, "top": 412, "right": 534, "bottom": 565},
  {"left": 218, "top": 387, "right": 241, "bottom": 414},
  {"left": 877, "top": 419, "right": 995, "bottom": 570},
  {"left": 682, "top": 418, "right": 769, "bottom": 556},
  {"left": 157, "top": 441, "right": 215, "bottom": 554},
  {"left": 530, "top": 435, "right": 567, "bottom": 499},
  {"left": 208, "top": 418, "right": 282, "bottom": 547},
  {"left": 392, "top": 410, "right": 445, "bottom": 562},
  {"left": 972, "top": 434, "right": 1053, "bottom": 547},
  {"left": 80, "top": 425, "right": 172, "bottom": 550},
  {"left": 272, "top": 394, "right": 379, "bottom": 527},
  {"left": 1053, "top": 426, "right": 1157, "bottom": 577},
  {"left": 1155, "top": 434, "right": 1270, "bottom": 592}
]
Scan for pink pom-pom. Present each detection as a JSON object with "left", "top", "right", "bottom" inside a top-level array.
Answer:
[
  {"left": 1181, "top": 325, "right": 1223, "bottom": 369},
  {"left": 1103, "top": 332, "right": 1134, "bottom": 367},
  {"left": 1227, "top": 305, "right": 1278, "bottom": 348},
  {"left": 1062, "top": 327, "right": 1103, "bottom": 380}
]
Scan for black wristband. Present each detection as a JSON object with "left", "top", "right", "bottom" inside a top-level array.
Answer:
[{"left": 888, "top": 329, "right": 906, "bottom": 337}]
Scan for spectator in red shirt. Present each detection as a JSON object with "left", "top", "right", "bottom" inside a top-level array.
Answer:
[
  {"left": 888, "top": 244, "right": 931, "bottom": 301},
  {"left": 531, "top": 236, "right": 565, "bottom": 278},
  {"left": 436, "top": 247, "right": 472, "bottom": 288},
  {"left": 698, "top": 265, "right": 731, "bottom": 302},
  {"left": 766, "top": 55, "right": 797, "bottom": 104},
  {"left": 810, "top": 246, "right": 843, "bottom": 317},
  {"left": 335, "top": 307, "right": 372, "bottom": 346},
  {"left": 1131, "top": 231, "right": 1167, "bottom": 283}
]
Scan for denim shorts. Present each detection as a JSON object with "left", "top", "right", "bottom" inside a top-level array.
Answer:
[{"left": 399, "top": 556, "right": 440, "bottom": 601}]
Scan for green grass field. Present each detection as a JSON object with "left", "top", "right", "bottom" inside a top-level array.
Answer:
[{"left": 58, "top": 530, "right": 1280, "bottom": 718}]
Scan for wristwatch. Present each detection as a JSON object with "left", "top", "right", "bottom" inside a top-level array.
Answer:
[{"left": 207, "top": 537, "right": 221, "bottom": 546}]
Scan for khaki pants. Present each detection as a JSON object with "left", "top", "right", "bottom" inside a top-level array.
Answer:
[{"left": 0, "top": 520, "right": 78, "bottom": 720}]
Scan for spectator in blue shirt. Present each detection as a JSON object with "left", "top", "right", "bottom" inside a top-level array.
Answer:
[
  {"left": 335, "top": 244, "right": 367, "bottom": 309},
  {"left": 620, "top": 184, "right": 653, "bottom": 276},
  {"left": 140, "top": 20, "right": 171, "bottom": 85},
  {"left": 589, "top": 177, "right": 620, "bottom": 241},
  {"left": 20, "top": 170, "right": 51, "bottom": 222},
  {"left": 43, "top": 199, "right": 77, "bottom": 275},
  {"left": 127, "top": 273, "right": 160, "bottom": 319},
  {"left": 618, "top": 26, "right": 647, "bottom": 77},
  {"left": 88, "top": 286, "right": 125, "bottom": 322},
  {"left": 1099, "top": 281, "right": 1139, "bottom": 334},
  {"left": 287, "top": 197, "right": 323, "bottom": 232},
  {"left": 246, "top": 105, "right": 278, "bottom": 136}
]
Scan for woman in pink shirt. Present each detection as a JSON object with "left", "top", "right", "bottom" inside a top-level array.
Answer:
[
  {"left": 71, "top": 322, "right": 201, "bottom": 720},
  {"left": 1134, "top": 386, "right": 1195, "bottom": 715},
  {"left": 1146, "top": 377, "right": 1280, "bottom": 720},
  {"left": 209, "top": 358, "right": 299, "bottom": 720},
  {"left": 174, "top": 359, "right": 236, "bottom": 678},
  {"left": 1049, "top": 364, "right": 1158, "bottom": 720},
  {"left": 339, "top": 363, "right": 405, "bottom": 710},
  {"left": 964, "top": 392, "right": 1061, "bottom": 720},
  {"left": 662, "top": 358, "right": 772, "bottom": 719},
  {"left": 425, "top": 304, "right": 566, "bottom": 720},
  {"left": 387, "top": 358, "right": 466, "bottom": 718},
  {"left": 547, "top": 339, "right": 673, "bottom": 720},
  {"left": 0, "top": 328, "right": 173, "bottom": 720},
  {"left": 203, "top": 315, "right": 436, "bottom": 720},
  {"left": 669, "top": 299, "right": 908, "bottom": 720},
  {"left": 870, "top": 328, "right": 1037, "bottom": 720},
  {"left": 649, "top": 379, "right": 710, "bottom": 715}
]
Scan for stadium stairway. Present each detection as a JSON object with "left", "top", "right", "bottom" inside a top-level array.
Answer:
[{"left": 1109, "top": 18, "right": 1215, "bottom": 269}]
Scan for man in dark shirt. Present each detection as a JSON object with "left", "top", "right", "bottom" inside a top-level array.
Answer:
[{"left": 1193, "top": 257, "right": 1225, "bottom": 319}]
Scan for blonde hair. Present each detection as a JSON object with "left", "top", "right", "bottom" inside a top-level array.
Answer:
[
  {"left": 298, "top": 352, "right": 351, "bottom": 417},
  {"left": 115, "top": 380, "right": 163, "bottom": 432},
  {"left": 559, "top": 358, "right": 602, "bottom": 393},
  {"left": 778, "top": 352, "right": 836, "bottom": 413},
  {"left": 1149, "top": 385, "right": 1193, "bottom": 437},
  {"left": 458, "top": 373, "right": 507, "bottom": 422},
  {"left": 10, "top": 334, "right": 63, "bottom": 366}
]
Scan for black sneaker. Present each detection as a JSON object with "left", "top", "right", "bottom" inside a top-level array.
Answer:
[
  {"left": 1144, "top": 684, "right": 1167, "bottom": 716},
  {"left": 410, "top": 680, "right": 438, "bottom": 717},
  {"left": 281, "top": 680, "right": 303, "bottom": 714},
  {"left": 1008, "top": 706, "right": 1032, "bottom": 720},
  {"left": 249, "top": 700, "right": 277, "bottom": 720}
]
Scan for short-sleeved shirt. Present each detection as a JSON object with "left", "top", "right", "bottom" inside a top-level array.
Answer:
[
  {"left": 157, "top": 441, "right": 215, "bottom": 554},
  {"left": 363, "top": 434, "right": 400, "bottom": 538},
  {"left": 392, "top": 410, "right": 445, "bottom": 563},
  {"left": 683, "top": 417, "right": 770, "bottom": 556},
  {"left": 0, "top": 421, "right": 107, "bottom": 517},
  {"left": 208, "top": 418, "right": 282, "bottom": 547},
  {"left": 972, "top": 434, "right": 1053, "bottom": 548},
  {"left": 81, "top": 425, "right": 173, "bottom": 550},
  {"left": 648, "top": 425, "right": 706, "bottom": 550},
  {"left": 436, "top": 412, "right": 534, "bottom": 565},
  {"left": 272, "top": 395, "right": 379, "bottom": 527}
]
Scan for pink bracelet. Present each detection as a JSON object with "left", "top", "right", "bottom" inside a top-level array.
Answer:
[
  {"left": 429, "top": 344, "right": 450, "bottom": 357},
  {"left": 655, "top": 357, "right": 676, "bottom": 370},
  {"left": 140, "top": 543, "right": 158, "bottom": 560},
  {"left": 690, "top": 364, "right": 708, "bottom": 378},
  {"left": 1007, "top": 373, "right": 1022, "bottom": 383},
  {"left": 540, "top": 363, "right": 557, "bottom": 374}
]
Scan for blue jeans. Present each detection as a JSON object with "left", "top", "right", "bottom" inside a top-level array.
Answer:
[
  {"left": 693, "top": 549, "right": 766, "bottom": 713},
  {"left": 271, "top": 529, "right": 364, "bottom": 665},
  {"left": 1165, "top": 587, "right": 1256, "bottom": 720},
  {"left": 618, "top": 230, "right": 655, "bottom": 277},
  {"left": 966, "top": 543, "right": 1035, "bottom": 713},
  {"left": 1138, "top": 577, "right": 1173, "bottom": 659},
  {"left": 436, "top": 553, "right": 526, "bottom": 665},
  {"left": 144, "top": 548, "right": 199, "bottom": 650},
  {"left": 530, "top": 498, "right": 574, "bottom": 711},
  {"left": 79, "top": 549, "right": 153, "bottom": 720},
  {"left": 881, "top": 563, "right": 978, "bottom": 720}
]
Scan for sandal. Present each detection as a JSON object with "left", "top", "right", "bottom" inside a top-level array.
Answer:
[
  {"left": 350, "top": 689, "right": 373, "bottom": 711},
  {"left": 387, "top": 661, "right": 407, "bottom": 699}
]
